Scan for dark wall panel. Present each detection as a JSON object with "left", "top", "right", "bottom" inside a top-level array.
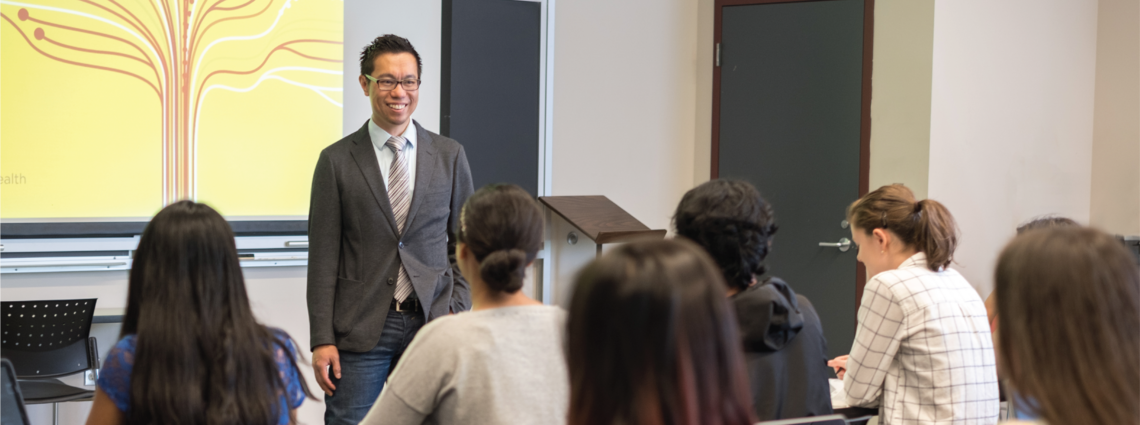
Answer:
[{"left": 442, "top": 0, "right": 541, "bottom": 196}]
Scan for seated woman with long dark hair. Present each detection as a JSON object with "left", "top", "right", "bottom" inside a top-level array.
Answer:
[
  {"left": 567, "top": 239, "right": 755, "bottom": 425},
  {"left": 85, "top": 201, "right": 313, "bottom": 425},
  {"left": 994, "top": 226, "right": 1139, "bottom": 425},
  {"left": 361, "top": 184, "right": 568, "bottom": 424}
]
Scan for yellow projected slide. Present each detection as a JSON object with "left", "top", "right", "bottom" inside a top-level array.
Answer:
[{"left": 1, "top": 0, "right": 342, "bottom": 219}]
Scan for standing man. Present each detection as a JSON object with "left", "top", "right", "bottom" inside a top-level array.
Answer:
[{"left": 307, "top": 35, "right": 474, "bottom": 424}]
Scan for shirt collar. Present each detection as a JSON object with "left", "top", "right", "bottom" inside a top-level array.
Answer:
[
  {"left": 368, "top": 119, "right": 417, "bottom": 150},
  {"left": 898, "top": 252, "right": 930, "bottom": 270}
]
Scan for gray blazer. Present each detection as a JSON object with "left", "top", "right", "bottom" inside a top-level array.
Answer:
[{"left": 307, "top": 120, "right": 474, "bottom": 352}]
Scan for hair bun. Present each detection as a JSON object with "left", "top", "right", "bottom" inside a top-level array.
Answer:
[{"left": 480, "top": 249, "right": 528, "bottom": 293}]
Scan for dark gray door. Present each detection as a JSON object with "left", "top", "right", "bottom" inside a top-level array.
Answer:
[
  {"left": 442, "top": 0, "right": 541, "bottom": 196},
  {"left": 718, "top": 0, "right": 865, "bottom": 359}
]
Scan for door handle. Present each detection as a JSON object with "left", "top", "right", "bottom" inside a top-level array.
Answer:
[{"left": 819, "top": 238, "right": 852, "bottom": 252}]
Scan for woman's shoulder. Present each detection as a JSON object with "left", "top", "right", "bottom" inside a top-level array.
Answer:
[
  {"left": 113, "top": 334, "right": 138, "bottom": 350},
  {"left": 419, "top": 305, "right": 564, "bottom": 342}
]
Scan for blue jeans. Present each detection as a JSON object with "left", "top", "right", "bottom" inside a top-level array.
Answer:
[{"left": 323, "top": 308, "right": 425, "bottom": 425}]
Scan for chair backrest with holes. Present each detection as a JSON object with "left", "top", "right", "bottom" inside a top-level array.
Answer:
[{"left": 0, "top": 299, "right": 98, "bottom": 378}]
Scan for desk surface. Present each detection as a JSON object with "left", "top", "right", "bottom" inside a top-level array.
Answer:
[{"left": 93, "top": 308, "right": 125, "bottom": 324}]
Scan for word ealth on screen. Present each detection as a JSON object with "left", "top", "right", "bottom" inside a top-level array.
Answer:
[{"left": 1, "top": 173, "right": 27, "bottom": 185}]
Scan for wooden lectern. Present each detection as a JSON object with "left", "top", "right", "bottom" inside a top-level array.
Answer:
[{"left": 538, "top": 196, "right": 667, "bottom": 305}]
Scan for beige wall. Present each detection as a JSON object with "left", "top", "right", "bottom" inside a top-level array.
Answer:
[
  {"left": 867, "top": 0, "right": 934, "bottom": 199},
  {"left": 1090, "top": 0, "right": 1140, "bottom": 236},
  {"left": 694, "top": 0, "right": 715, "bottom": 186},
  {"left": 927, "top": 0, "right": 1099, "bottom": 295},
  {"left": 552, "top": 0, "right": 701, "bottom": 232}
]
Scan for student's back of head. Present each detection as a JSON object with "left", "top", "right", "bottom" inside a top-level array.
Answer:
[
  {"left": 672, "top": 179, "right": 833, "bottom": 420},
  {"left": 119, "top": 201, "right": 311, "bottom": 424},
  {"left": 672, "top": 179, "right": 777, "bottom": 290},
  {"left": 995, "top": 226, "right": 1140, "bottom": 425},
  {"left": 456, "top": 183, "right": 544, "bottom": 294},
  {"left": 566, "top": 239, "right": 755, "bottom": 425}
]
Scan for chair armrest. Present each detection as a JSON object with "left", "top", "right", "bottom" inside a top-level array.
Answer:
[{"left": 86, "top": 337, "right": 100, "bottom": 372}]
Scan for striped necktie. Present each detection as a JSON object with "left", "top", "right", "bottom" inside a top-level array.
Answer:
[{"left": 385, "top": 136, "right": 414, "bottom": 303}]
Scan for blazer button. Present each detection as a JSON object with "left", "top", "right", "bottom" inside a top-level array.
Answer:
[
  {"left": 398, "top": 242, "right": 404, "bottom": 249},
  {"left": 387, "top": 277, "right": 395, "bottom": 285}
]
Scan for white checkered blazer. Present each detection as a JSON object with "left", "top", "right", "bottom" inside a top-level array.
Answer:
[{"left": 843, "top": 253, "right": 999, "bottom": 425}]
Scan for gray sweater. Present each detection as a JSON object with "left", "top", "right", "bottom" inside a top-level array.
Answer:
[{"left": 361, "top": 305, "right": 569, "bottom": 425}]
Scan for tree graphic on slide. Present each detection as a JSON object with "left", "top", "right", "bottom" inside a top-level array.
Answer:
[{"left": 1, "top": 0, "right": 342, "bottom": 204}]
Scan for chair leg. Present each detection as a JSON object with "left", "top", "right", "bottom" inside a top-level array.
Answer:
[{"left": 53, "top": 402, "right": 59, "bottom": 425}]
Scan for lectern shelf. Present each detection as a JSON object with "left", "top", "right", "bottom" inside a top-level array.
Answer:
[{"left": 538, "top": 196, "right": 667, "bottom": 258}]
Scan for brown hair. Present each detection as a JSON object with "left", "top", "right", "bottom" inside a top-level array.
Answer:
[
  {"left": 1015, "top": 216, "right": 1078, "bottom": 234},
  {"left": 124, "top": 201, "right": 314, "bottom": 424},
  {"left": 455, "top": 184, "right": 543, "bottom": 293},
  {"left": 846, "top": 184, "right": 958, "bottom": 271},
  {"left": 995, "top": 227, "right": 1140, "bottom": 425},
  {"left": 566, "top": 239, "right": 755, "bottom": 425}
]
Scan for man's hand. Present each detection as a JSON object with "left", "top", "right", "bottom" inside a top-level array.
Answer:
[
  {"left": 312, "top": 344, "right": 341, "bottom": 396},
  {"left": 828, "top": 355, "right": 849, "bottom": 380}
]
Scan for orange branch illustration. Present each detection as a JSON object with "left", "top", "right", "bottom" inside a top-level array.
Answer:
[{"left": 1, "top": 0, "right": 342, "bottom": 205}]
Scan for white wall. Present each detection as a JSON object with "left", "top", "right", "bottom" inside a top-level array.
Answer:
[
  {"left": 551, "top": 0, "right": 700, "bottom": 232},
  {"left": 342, "top": 0, "right": 442, "bottom": 136},
  {"left": 1089, "top": 0, "right": 1140, "bottom": 236},
  {"left": 927, "top": 0, "right": 1099, "bottom": 295}
]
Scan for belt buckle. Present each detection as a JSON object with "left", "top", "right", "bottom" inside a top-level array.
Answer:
[{"left": 395, "top": 298, "right": 416, "bottom": 312}]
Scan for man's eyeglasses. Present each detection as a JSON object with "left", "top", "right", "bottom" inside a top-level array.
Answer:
[{"left": 364, "top": 74, "right": 421, "bottom": 91}]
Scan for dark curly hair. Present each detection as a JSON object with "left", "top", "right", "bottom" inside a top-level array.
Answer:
[
  {"left": 672, "top": 179, "right": 778, "bottom": 290},
  {"left": 360, "top": 34, "right": 422, "bottom": 78}
]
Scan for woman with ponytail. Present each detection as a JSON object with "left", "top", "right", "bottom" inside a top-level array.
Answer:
[
  {"left": 826, "top": 185, "right": 999, "bottom": 425},
  {"left": 362, "top": 184, "right": 567, "bottom": 424},
  {"left": 85, "top": 201, "right": 313, "bottom": 425}
]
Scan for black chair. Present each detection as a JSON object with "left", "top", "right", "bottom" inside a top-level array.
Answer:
[
  {"left": 757, "top": 414, "right": 847, "bottom": 425},
  {"left": 832, "top": 407, "right": 877, "bottom": 425},
  {"left": 2, "top": 358, "right": 31, "bottom": 425},
  {"left": 1, "top": 299, "right": 99, "bottom": 424}
]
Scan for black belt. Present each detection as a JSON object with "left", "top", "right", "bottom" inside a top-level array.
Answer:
[{"left": 390, "top": 297, "right": 422, "bottom": 313}]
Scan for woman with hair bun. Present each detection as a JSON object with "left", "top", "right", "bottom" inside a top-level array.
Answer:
[
  {"left": 361, "top": 184, "right": 567, "bottom": 425},
  {"left": 826, "top": 184, "right": 999, "bottom": 425}
]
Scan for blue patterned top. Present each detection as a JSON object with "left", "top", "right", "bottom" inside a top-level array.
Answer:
[{"left": 96, "top": 329, "right": 306, "bottom": 425}]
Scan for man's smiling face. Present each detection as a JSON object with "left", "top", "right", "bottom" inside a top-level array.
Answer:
[{"left": 362, "top": 52, "right": 419, "bottom": 134}]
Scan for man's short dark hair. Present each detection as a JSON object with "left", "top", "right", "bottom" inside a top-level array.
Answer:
[
  {"left": 360, "top": 34, "right": 422, "bottom": 78},
  {"left": 673, "top": 179, "right": 779, "bottom": 290}
]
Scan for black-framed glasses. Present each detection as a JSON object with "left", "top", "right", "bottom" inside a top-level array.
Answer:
[{"left": 364, "top": 74, "right": 421, "bottom": 91}]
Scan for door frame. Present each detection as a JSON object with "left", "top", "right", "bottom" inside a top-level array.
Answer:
[{"left": 710, "top": 0, "right": 875, "bottom": 309}]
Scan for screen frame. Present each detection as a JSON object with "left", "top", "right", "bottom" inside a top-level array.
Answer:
[{"left": 0, "top": 220, "right": 307, "bottom": 239}]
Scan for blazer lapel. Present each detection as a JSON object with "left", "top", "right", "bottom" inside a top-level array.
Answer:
[
  {"left": 402, "top": 121, "right": 438, "bottom": 233},
  {"left": 348, "top": 121, "right": 399, "bottom": 235}
]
